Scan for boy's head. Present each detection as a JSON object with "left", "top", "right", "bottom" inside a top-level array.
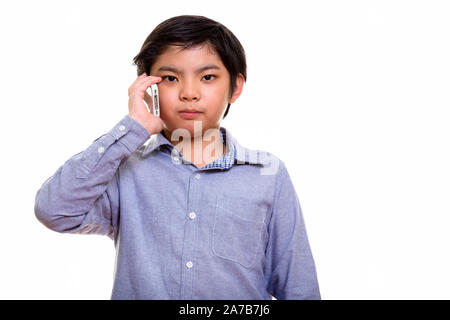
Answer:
[{"left": 132, "top": 15, "right": 246, "bottom": 137}]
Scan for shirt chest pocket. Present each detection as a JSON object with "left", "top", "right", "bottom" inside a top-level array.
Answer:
[{"left": 211, "top": 194, "right": 266, "bottom": 269}]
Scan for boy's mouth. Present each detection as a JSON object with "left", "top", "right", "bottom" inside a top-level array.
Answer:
[
  {"left": 179, "top": 111, "right": 202, "bottom": 119},
  {"left": 179, "top": 108, "right": 203, "bottom": 119}
]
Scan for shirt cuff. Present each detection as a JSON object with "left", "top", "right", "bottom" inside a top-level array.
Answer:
[{"left": 111, "top": 115, "right": 151, "bottom": 153}]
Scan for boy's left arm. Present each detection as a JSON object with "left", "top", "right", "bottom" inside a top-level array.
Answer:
[{"left": 265, "top": 163, "right": 321, "bottom": 300}]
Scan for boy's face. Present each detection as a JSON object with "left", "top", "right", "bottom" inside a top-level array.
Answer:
[{"left": 150, "top": 42, "right": 244, "bottom": 138}]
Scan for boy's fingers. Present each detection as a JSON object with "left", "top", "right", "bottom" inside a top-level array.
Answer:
[
  {"left": 129, "top": 75, "right": 161, "bottom": 95},
  {"left": 137, "top": 75, "right": 161, "bottom": 87},
  {"left": 146, "top": 75, "right": 162, "bottom": 82},
  {"left": 137, "top": 76, "right": 162, "bottom": 92}
]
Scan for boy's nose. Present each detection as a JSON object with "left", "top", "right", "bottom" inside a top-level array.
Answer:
[
  {"left": 180, "top": 82, "right": 200, "bottom": 102},
  {"left": 182, "top": 96, "right": 198, "bottom": 102}
]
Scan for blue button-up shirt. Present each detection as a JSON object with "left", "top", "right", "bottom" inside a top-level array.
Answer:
[{"left": 34, "top": 115, "right": 321, "bottom": 300}]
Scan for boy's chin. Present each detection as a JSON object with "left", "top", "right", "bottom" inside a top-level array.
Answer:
[{"left": 164, "top": 122, "right": 221, "bottom": 140}]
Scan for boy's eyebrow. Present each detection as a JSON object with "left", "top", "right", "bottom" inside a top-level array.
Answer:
[{"left": 156, "top": 64, "right": 221, "bottom": 74}]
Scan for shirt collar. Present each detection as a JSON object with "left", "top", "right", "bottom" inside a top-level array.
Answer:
[{"left": 138, "top": 126, "right": 270, "bottom": 167}]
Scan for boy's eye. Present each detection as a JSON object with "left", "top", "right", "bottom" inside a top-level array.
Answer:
[
  {"left": 203, "top": 74, "right": 215, "bottom": 81},
  {"left": 161, "top": 75, "right": 216, "bottom": 82},
  {"left": 162, "top": 75, "right": 177, "bottom": 82}
]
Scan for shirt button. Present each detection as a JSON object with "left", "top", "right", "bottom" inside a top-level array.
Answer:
[
  {"left": 119, "top": 125, "right": 126, "bottom": 131},
  {"left": 98, "top": 147, "right": 105, "bottom": 154},
  {"left": 186, "top": 261, "right": 193, "bottom": 269},
  {"left": 195, "top": 173, "right": 201, "bottom": 180},
  {"left": 188, "top": 212, "right": 196, "bottom": 220}
]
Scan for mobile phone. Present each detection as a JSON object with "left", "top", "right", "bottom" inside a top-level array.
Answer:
[{"left": 145, "top": 84, "right": 160, "bottom": 117}]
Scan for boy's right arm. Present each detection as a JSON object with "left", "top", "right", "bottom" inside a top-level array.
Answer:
[
  {"left": 34, "top": 115, "right": 150, "bottom": 239},
  {"left": 34, "top": 74, "right": 163, "bottom": 240}
]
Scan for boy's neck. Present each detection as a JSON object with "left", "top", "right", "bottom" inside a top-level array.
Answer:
[{"left": 162, "top": 127, "right": 227, "bottom": 169}]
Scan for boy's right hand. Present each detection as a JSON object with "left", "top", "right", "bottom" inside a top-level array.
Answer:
[{"left": 128, "top": 73, "right": 164, "bottom": 135}]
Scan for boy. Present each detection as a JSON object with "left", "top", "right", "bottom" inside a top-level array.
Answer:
[{"left": 34, "top": 15, "right": 320, "bottom": 300}]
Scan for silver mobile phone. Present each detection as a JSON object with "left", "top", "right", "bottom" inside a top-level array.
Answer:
[{"left": 145, "top": 84, "right": 160, "bottom": 117}]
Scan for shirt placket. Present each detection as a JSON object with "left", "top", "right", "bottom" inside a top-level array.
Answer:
[{"left": 180, "top": 170, "right": 202, "bottom": 299}]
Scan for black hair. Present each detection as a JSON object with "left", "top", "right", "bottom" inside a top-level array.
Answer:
[{"left": 132, "top": 15, "right": 247, "bottom": 119}]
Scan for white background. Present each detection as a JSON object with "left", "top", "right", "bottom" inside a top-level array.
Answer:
[{"left": 1, "top": 0, "right": 449, "bottom": 299}]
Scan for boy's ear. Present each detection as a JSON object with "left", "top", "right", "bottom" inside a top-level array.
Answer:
[{"left": 228, "top": 73, "right": 245, "bottom": 104}]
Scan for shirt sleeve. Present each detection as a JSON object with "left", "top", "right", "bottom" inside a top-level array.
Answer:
[
  {"left": 265, "top": 162, "right": 321, "bottom": 299},
  {"left": 34, "top": 115, "right": 150, "bottom": 240}
]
